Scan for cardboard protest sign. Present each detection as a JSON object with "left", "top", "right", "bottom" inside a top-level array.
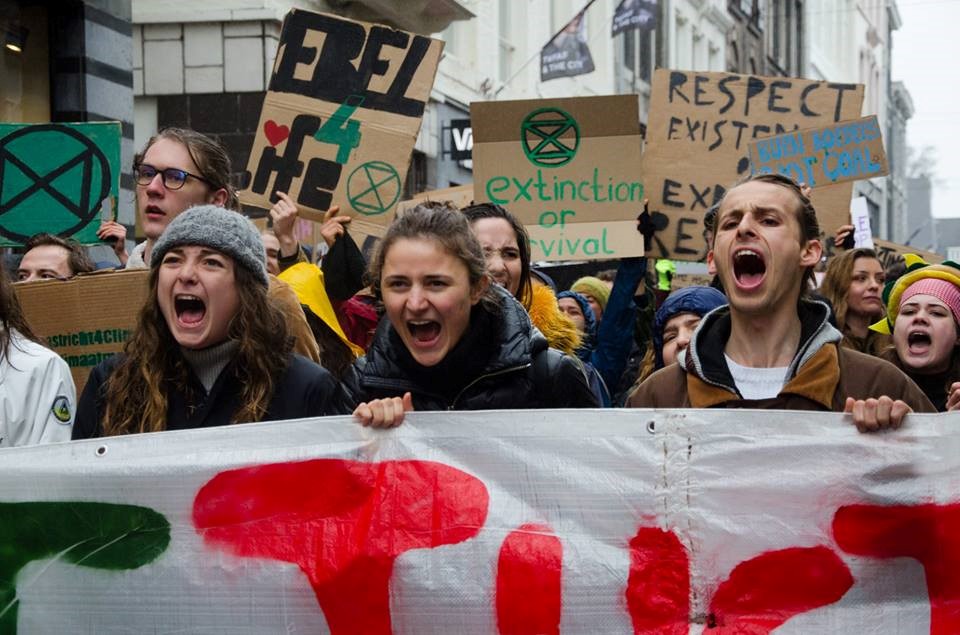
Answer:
[
  {"left": 472, "top": 95, "right": 644, "bottom": 262},
  {"left": 749, "top": 115, "right": 887, "bottom": 188},
  {"left": 347, "top": 184, "right": 476, "bottom": 261},
  {"left": 849, "top": 196, "right": 874, "bottom": 248},
  {"left": 872, "top": 238, "right": 943, "bottom": 272},
  {"left": 0, "top": 122, "right": 120, "bottom": 247},
  {"left": 642, "top": 69, "right": 864, "bottom": 261},
  {"left": 14, "top": 269, "right": 150, "bottom": 392},
  {"left": 0, "top": 410, "right": 955, "bottom": 632},
  {"left": 395, "top": 183, "right": 475, "bottom": 214},
  {"left": 670, "top": 271, "right": 714, "bottom": 290},
  {"left": 238, "top": 10, "right": 443, "bottom": 226}
]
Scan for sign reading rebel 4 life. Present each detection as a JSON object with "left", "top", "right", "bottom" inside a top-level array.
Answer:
[
  {"left": 472, "top": 95, "right": 644, "bottom": 262},
  {"left": 641, "top": 69, "right": 864, "bottom": 261},
  {"left": 238, "top": 10, "right": 443, "bottom": 227},
  {"left": 0, "top": 122, "right": 120, "bottom": 247}
]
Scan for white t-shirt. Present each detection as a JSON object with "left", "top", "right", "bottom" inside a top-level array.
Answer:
[
  {"left": 724, "top": 354, "right": 788, "bottom": 400},
  {"left": 0, "top": 329, "right": 76, "bottom": 447}
]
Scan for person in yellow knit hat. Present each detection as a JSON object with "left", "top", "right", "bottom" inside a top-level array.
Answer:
[
  {"left": 279, "top": 262, "right": 364, "bottom": 381},
  {"left": 871, "top": 255, "right": 960, "bottom": 411}
]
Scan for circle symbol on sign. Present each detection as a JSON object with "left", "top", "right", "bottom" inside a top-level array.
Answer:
[
  {"left": 0, "top": 124, "right": 111, "bottom": 244},
  {"left": 347, "top": 161, "right": 401, "bottom": 216},
  {"left": 521, "top": 107, "right": 580, "bottom": 168}
]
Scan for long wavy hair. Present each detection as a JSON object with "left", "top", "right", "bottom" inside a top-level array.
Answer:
[
  {"left": 1, "top": 259, "right": 41, "bottom": 362},
  {"left": 100, "top": 264, "right": 292, "bottom": 435},
  {"left": 820, "top": 248, "right": 882, "bottom": 332}
]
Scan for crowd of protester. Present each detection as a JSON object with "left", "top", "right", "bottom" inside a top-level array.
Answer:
[{"left": 3, "top": 128, "right": 957, "bottom": 449}]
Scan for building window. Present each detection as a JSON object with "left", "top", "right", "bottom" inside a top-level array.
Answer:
[
  {"left": 404, "top": 150, "right": 428, "bottom": 199},
  {"left": 767, "top": 0, "right": 787, "bottom": 72},
  {"left": 498, "top": 0, "right": 514, "bottom": 81},
  {"left": 615, "top": 15, "right": 656, "bottom": 93}
]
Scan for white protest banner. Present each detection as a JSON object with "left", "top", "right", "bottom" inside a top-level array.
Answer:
[
  {"left": 0, "top": 410, "right": 955, "bottom": 633},
  {"left": 238, "top": 10, "right": 442, "bottom": 226}
]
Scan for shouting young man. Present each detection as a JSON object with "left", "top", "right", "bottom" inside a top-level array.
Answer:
[{"left": 628, "top": 173, "right": 934, "bottom": 430}]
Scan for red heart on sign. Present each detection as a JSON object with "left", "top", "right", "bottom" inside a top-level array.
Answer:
[{"left": 264, "top": 120, "right": 289, "bottom": 146}]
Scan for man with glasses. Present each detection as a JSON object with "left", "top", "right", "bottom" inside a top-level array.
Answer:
[{"left": 124, "top": 130, "right": 231, "bottom": 269}]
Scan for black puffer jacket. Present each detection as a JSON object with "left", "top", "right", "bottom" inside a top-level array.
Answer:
[
  {"left": 347, "top": 286, "right": 599, "bottom": 410},
  {"left": 74, "top": 354, "right": 353, "bottom": 439}
]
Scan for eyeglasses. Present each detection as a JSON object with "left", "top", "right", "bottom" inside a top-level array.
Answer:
[{"left": 135, "top": 163, "right": 212, "bottom": 190}]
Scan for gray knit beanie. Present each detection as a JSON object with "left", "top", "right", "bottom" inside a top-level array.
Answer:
[{"left": 150, "top": 204, "right": 269, "bottom": 286}]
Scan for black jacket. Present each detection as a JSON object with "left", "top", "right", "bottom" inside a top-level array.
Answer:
[
  {"left": 346, "top": 286, "right": 599, "bottom": 410},
  {"left": 73, "top": 353, "right": 353, "bottom": 439}
]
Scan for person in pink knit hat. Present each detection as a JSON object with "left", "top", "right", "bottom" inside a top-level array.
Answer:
[{"left": 872, "top": 257, "right": 960, "bottom": 411}]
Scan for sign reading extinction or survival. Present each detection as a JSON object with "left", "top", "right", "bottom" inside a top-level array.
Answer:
[
  {"left": 472, "top": 95, "right": 644, "bottom": 261},
  {"left": 238, "top": 10, "right": 443, "bottom": 226},
  {"left": 749, "top": 115, "right": 888, "bottom": 188},
  {"left": 642, "top": 70, "right": 864, "bottom": 261},
  {"left": 0, "top": 122, "right": 120, "bottom": 246}
]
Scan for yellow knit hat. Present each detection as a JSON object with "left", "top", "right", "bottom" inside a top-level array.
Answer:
[{"left": 869, "top": 255, "right": 960, "bottom": 334}]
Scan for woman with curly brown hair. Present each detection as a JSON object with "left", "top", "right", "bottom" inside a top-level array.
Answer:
[
  {"left": 73, "top": 205, "right": 351, "bottom": 439},
  {"left": 818, "top": 247, "right": 889, "bottom": 356}
]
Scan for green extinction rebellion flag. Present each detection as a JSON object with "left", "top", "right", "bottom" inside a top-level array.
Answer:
[{"left": 0, "top": 122, "right": 120, "bottom": 247}]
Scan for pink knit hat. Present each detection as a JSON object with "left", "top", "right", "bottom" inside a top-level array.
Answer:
[{"left": 900, "top": 278, "right": 960, "bottom": 324}]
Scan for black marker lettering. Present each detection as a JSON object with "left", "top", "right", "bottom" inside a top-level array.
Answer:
[
  {"left": 768, "top": 80, "right": 791, "bottom": 113},
  {"left": 668, "top": 71, "right": 690, "bottom": 104}
]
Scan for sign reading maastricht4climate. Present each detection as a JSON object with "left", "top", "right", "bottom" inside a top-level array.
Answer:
[{"left": 472, "top": 95, "right": 645, "bottom": 262}]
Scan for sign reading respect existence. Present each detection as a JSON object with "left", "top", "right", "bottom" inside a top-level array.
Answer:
[
  {"left": 642, "top": 69, "right": 864, "bottom": 261},
  {"left": 0, "top": 122, "right": 120, "bottom": 247},
  {"left": 749, "top": 115, "right": 888, "bottom": 188},
  {"left": 472, "top": 95, "right": 645, "bottom": 261},
  {"left": 3, "top": 412, "right": 959, "bottom": 634},
  {"left": 238, "top": 10, "right": 442, "bottom": 238}
]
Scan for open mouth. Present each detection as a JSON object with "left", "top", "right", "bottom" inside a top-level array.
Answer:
[
  {"left": 907, "top": 330, "right": 931, "bottom": 353},
  {"left": 175, "top": 294, "right": 206, "bottom": 325},
  {"left": 407, "top": 320, "right": 441, "bottom": 345},
  {"left": 733, "top": 248, "right": 766, "bottom": 289},
  {"left": 145, "top": 205, "right": 166, "bottom": 219}
]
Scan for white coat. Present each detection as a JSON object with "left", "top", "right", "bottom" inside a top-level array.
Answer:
[{"left": 0, "top": 329, "right": 75, "bottom": 447}]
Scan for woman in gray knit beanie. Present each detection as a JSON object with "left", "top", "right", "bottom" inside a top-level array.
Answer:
[{"left": 74, "top": 205, "right": 352, "bottom": 438}]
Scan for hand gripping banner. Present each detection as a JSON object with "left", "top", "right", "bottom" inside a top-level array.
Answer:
[{"left": 0, "top": 409, "right": 956, "bottom": 633}]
